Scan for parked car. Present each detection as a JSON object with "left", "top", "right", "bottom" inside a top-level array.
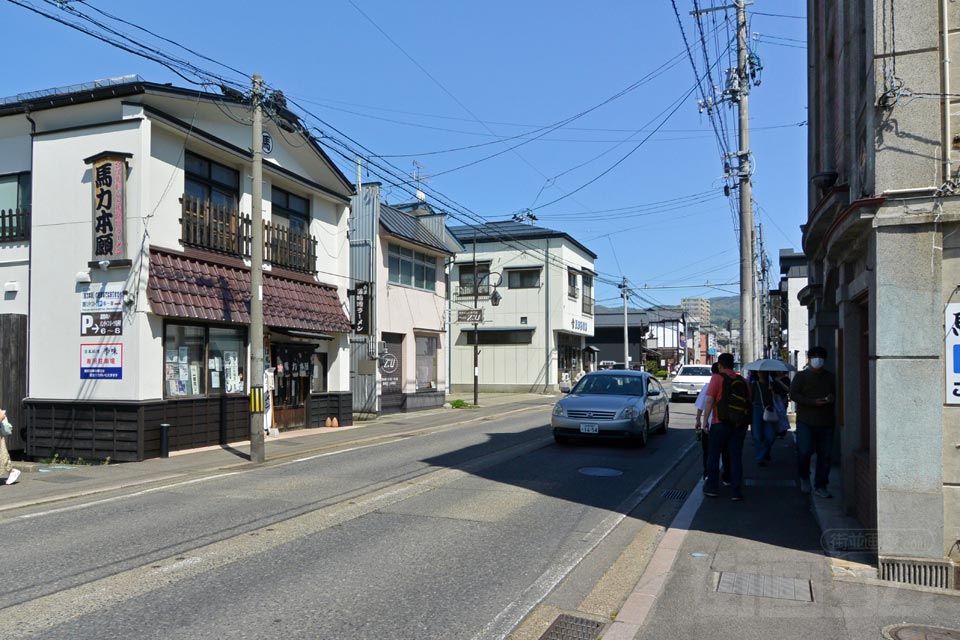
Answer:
[
  {"left": 670, "top": 364, "right": 713, "bottom": 402},
  {"left": 551, "top": 370, "right": 669, "bottom": 446}
]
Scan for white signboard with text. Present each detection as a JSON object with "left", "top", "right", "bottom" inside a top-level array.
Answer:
[{"left": 947, "top": 303, "right": 960, "bottom": 404}]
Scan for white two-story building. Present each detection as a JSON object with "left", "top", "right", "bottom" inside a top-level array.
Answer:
[
  {"left": 448, "top": 221, "right": 596, "bottom": 393},
  {"left": 0, "top": 76, "right": 355, "bottom": 461}
]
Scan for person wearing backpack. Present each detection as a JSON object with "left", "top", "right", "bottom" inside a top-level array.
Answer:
[
  {"left": 701, "top": 352, "right": 752, "bottom": 501},
  {"left": 789, "top": 346, "right": 836, "bottom": 498}
]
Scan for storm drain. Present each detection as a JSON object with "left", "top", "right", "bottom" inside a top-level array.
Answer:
[
  {"left": 716, "top": 572, "right": 812, "bottom": 601},
  {"left": 879, "top": 557, "right": 955, "bottom": 590},
  {"left": 538, "top": 614, "right": 606, "bottom": 640},
  {"left": 34, "top": 474, "right": 91, "bottom": 484},
  {"left": 662, "top": 489, "right": 689, "bottom": 500}
]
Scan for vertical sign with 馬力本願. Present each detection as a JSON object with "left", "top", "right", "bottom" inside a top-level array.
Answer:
[
  {"left": 946, "top": 303, "right": 960, "bottom": 404},
  {"left": 84, "top": 151, "right": 132, "bottom": 262}
]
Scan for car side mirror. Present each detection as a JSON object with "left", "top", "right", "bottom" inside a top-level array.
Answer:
[
  {"left": 562, "top": 387, "right": 571, "bottom": 394},
  {"left": 647, "top": 388, "right": 661, "bottom": 397}
]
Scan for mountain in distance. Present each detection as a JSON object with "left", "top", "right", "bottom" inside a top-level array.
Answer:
[{"left": 707, "top": 295, "right": 740, "bottom": 330}]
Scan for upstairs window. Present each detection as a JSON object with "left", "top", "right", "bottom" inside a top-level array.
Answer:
[
  {"left": 459, "top": 263, "right": 490, "bottom": 295},
  {"left": 567, "top": 268, "right": 579, "bottom": 299},
  {"left": 0, "top": 172, "right": 30, "bottom": 211},
  {"left": 389, "top": 244, "right": 437, "bottom": 291},
  {"left": 507, "top": 269, "right": 540, "bottom": 289},
  {"left": 272, "top": 186, "right": 310, "bottom": 234},
  {"left": 184, "top": 152, "right": 239, "bottom": 210}
]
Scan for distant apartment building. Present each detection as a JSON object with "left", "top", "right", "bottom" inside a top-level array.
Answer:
[
  {"left": 778, "top": 250, "right": 808, "bottom": 370},
  {"left": 681, "top": 297, "right": 710, "bottom": 324}
]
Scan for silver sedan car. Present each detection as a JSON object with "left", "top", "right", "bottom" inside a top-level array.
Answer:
[{"left": 551, "top": 370, "right": 669, "bottom": 446}]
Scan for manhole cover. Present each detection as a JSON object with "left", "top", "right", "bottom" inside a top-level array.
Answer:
[
  {"left": 662, "top": 489, "right": 689, "bottom": 500},
  {"left": 717, "top": 572, "right": 812, "bottom": 601},
  {"left": 538, "top": 614, "right": 605, "bottom": 640},
  {"left": 884, "top": 625, "right": 960, "bottom": 640},
  {"left": 578, "top": 467, "right": 623, "bottom": 477}
]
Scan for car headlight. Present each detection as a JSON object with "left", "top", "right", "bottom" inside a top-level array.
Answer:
[
  {"left": 552, "top": 404, "right": 566, "bottom": 417},
  {"left": 618, "top": 406, "right": 639, "bottom": 420}
]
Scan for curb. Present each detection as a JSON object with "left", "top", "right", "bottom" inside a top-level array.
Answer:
[{"left": 602, "top": 478, "right": 705, "bottom": 639}]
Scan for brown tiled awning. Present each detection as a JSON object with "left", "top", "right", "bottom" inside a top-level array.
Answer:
[{"left": 147, "top": 249, "right": 352, "bottom": 333}]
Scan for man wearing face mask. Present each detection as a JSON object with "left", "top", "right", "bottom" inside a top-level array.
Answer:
[{"left": 789, "top": 346, "right": 836, "bottom": 498}]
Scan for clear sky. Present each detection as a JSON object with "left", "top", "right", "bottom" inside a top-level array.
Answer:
[{"left": 1, "top": 0, "right": 808, "bottom": 309}]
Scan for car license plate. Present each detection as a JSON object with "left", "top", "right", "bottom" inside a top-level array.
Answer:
[{"left": 580, "top": 423, "right": 599, "bottom": 434}]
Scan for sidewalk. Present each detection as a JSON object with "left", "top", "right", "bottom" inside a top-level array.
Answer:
[
  {"left": 1, "top": 391, "right": 554, "bottom": 515},
  {"left": 605, "top": 430, "right": 960, "bottom": 640}
]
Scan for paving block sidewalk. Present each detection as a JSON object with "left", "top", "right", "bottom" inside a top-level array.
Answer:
[{"left": 607, "top": 432, "right": 960, "bottom": 640}]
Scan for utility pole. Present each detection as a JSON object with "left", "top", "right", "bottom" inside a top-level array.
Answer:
[
  {"left": 472, "top": 230, "right": 479, "bottom": 406},
  {"left": 249, "top": 74, "right": 265, "bottom": 464},
  {"left": 735, "top": 0, "right": 756, "bottom": 365},
  {"left": 621, "top": 277, "right": 629, "bottom": 368}
]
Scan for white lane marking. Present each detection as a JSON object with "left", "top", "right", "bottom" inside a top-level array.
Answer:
[
  {"left": 13, "top": 403, "right": 551, "bottom": 521},
  {"left": 16, "top": 471, "right": 244, "bottom": 520},
  {"left": 471, "top": 440, "right": 698, "bottom": 640}
]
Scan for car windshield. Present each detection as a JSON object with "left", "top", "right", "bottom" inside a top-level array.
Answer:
[
  {"left": 678, "top": 366, "right": 711, "bottom": 377},
  {"left": 573, "top": 375, "right": 645, "bottom": 396}
]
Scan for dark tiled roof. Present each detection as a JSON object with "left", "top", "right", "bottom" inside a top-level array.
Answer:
[
  {"left": 448, "top": 221, "right": 597, "bottom": 259},
  {"left": 379, "top": 204, "right": 455, "bottom": 254},
  {"left": 147, "top": 249, "right": 352, "bottom": 333}
]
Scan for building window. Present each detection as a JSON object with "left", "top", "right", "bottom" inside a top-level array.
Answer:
[
  {"left": 582, "top": 274, "right": 594, "bottom": 316},
  {"left": 568, "top": 268, "right": 579, "bottom": 299},
  {"left": 0, "top": 172, "right": 30, "bottom": 241},
  {"left": 184, "top": 152, "right": 239, "bottom": 209},
  {"left": 312, "top": 352, "right": 328, "bottom": 393},
  {"left": 507, "top": 269, "right": 540, "bottom": 289},
  {"left": 464, "top": 330, "right": 534, "bottom": 345},
  {"left": 458, "top": 263, "right": 490, "bottom": 295},
  {"left": 164, "top": 324, "right": 247, "bottom": 397},
  {"left": 415, "top": 335, "right": 438, "bottom": 391},
  {"left": 272, "top": 186, "right": 310, "bottom": 233},
  {"left": 389, "top": 244, "right": 437, "bottom": 291}
]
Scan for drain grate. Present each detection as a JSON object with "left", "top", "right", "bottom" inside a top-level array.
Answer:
[
  {"left": 538, "top": 614, "right": 606, "bottom": 640},
  {"left": 662, "top": 489, "right": 689, "bottom": 500},
  {"left": 716, "top": 572, "right": 812, "bottom": 601},
  {"left": 879, "top": 557, "right": 955, "bottom": 590},
  {"left": 34, "top": 474, "right": 91, "bottom": 484}
]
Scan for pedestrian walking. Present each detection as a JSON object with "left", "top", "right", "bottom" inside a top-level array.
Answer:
[
  {"left": 701, "top": 353, "right": 752, "bottom": 501},
  {"left": 694, "top": 363, "right": 730, "bottom": 483},
  {"left": 789, "top": 346, "right": 836, "bottom": 498},
  {"left": 0, "top": 408, "right": 21, "bottom": 485},
  {"left": 749, "top": 370, "right": 777, "bottom": 465}
]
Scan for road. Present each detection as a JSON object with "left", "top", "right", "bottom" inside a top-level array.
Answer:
[{"left": 0, "top": 394, "right": 701, "bottom": 640}]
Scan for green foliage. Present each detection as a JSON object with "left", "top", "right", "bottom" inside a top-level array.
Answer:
[
  {"left": 450, "top": 399, "right": 476, "bottom": 409},
  {"left": 645, "top": 360, "right": 659, "bottom": 373},
  {"left": 655, "top": 370, "right": 668, "bottom": 379}
]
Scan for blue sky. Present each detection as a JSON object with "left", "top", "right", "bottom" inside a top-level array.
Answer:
[{"left": 2, "top": 1, "right": 807, "bottom": 308}]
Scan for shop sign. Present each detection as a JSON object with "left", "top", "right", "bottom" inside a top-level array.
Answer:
[
  {"left": 80, "top": 343, "right": 123, "bottom": 379},
  {"left": 946, "top": 303, "right": 960, "bottom": 404},
  {"left": 353, "top": 282, "right": 371, "bottom": 335},
  {"left": 84, "top": 152, "right": 131, "bottom": 261},
  {"left": 570, "top": 318, "right": 589, "bottom": 333},
  {"left": 80, "top": 282, "right": 124, "bottom": 313},
  {"left": 81, "top": 311, "right": 123, "bottom": 336},
  {"left": 458, "top": 308, "right": 483, "bottom": 323}
]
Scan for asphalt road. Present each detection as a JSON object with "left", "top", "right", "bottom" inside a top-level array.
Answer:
[{"left": 0, "top": 395, "right": 700, "bottom": 640}]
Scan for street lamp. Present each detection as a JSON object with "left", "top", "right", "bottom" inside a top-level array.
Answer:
[{"left": 472, "top": 271, "right": 502, "bottom": 405}]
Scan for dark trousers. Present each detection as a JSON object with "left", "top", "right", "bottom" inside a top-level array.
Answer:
[
  {"left": 701, "top": 428, "right": 730, "bottom": 481},
  {"left": 704, "top": 422, "right": 747, "bottom": 494},
  {"left": 796, "top": 421, "right": 834, "bottom": 488}
]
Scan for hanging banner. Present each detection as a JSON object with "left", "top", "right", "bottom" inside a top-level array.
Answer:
[
  {"left": 84, "top": 151, "right": 132, "bottom": 261},
  {"left": 947, "top": 303, "right": 960, "bottom": 405}
]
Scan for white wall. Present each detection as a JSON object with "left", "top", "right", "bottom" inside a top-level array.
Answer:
[
  {"left": 787, "top": 275, "right": 809, "bottom": 369},
  {"left": 0, "top": 116, "right": 35, "bottom": 317}
]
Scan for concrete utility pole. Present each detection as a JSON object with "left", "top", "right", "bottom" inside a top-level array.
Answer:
[
  {"left": 735, "top": 0, "right": 756, "bottom": 365},
  {"left": 472, "top": 230, "right": 479, "bottom": 406},
  {"left": 621, "top": 276, "right": 629, "bottom": 367},
  {"left": 249, "top": 74, "right": 265, "bottom": 464}
]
